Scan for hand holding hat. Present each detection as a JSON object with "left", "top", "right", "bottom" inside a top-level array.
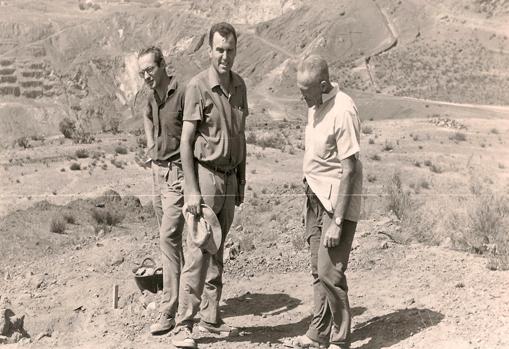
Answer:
[{"left": 183, "top": 203, "right": 222, "bottom": 255}]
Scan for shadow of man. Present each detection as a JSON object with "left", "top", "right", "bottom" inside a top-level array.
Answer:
[
  {"left": 351, "top": 308, "right": 444, "bottom": 349},
  {"left": 220, "top": 292, "right": 302, "bottom": 318}
]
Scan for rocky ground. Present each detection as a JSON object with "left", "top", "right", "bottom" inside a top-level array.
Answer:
[{"left": 1, "top": 202, "right": 508, "bottom": 349}]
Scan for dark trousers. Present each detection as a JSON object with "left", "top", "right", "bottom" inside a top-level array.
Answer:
[{"left": 305, "top": 185, "right": 357, "bottom": 348}]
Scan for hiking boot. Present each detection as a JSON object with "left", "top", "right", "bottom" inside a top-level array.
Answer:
[
  {"left": 198, "top": 320, "right": 239, "bottom": 336},
  {"left": 149, "top": 313, "right": 175, "bottom": 335},
  {"left": 171, "top": 325, "right": 197, "bottom": 349}
]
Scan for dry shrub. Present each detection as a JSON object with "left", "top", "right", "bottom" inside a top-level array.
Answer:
[
  {"left": 50, "top": 216, "right": 66, "bottom": 234},
  {"left": 115, "top": 145, "right": 128, "bottom": 155},
  {"left": 91, "top": 208, "right": 125, "bottom": 226},
  {"left": 362, "top": 125, "right": 373, "bottom": 135},
  {"left": 401, "top": 177, "right": 509, "bottom": 270},
  {"left": 75, "top": 149, "right": 89, "bottom": 158},
  {"left": 70, "top": 162, "right": 81, "bottom": 171},
  {"left": 449, "top": 131, "right": 467, "bottom": 142},
  {"left": 385, "top": 172, "right": 412, "bottom": 220},
  {"left": 59, "top": 118, "right": 76, "bottom": 139},
  {"left": 63, "top": 212, "right": 76, "bottom": 224}
]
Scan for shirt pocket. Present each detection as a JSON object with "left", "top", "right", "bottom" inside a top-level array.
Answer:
[{"left": 231, "top": 106, "right": 246, "bottom": 134}]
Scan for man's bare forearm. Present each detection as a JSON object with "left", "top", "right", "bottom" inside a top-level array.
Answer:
[
  {"left": 181, "top": 122, "right": 199, "bottom": 195},
  {"left": 143, "top": 115, "right": 155, "bottom": 154},
  {"left": 332, "top": 156, "right": 359, "bottom": 221}
]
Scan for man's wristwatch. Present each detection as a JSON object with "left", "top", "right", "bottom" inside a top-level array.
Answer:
[{"left": 334, "top": 217, "right": 343, "bottom": 226}]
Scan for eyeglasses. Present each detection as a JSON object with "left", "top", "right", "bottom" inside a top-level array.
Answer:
[{"left": 138, "top": 65, "right": 157, "bottom": 78}]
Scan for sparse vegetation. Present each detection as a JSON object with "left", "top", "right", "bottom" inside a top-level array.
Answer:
[
  {"left": 382, "top": 141, "right": 394, "bottom": 152},
  {"left": 385, "top": 172, "right": 412, "bottom": 220},
  {"left": 50, "top": 216, "right": 66, "bottom": 234},
  {"left": 70, "top": 162, "right": 81, "bottom": 171},
  {"left": 75, "top": 149, "right": 89, "bottom": 158},
  {"left": 449, "top": 132, "right": 467, "bottom": 142},
  {"left": 59, "top": 118, "right": 76, "bottom": 139},
  {"left": 15, "top": 136, "right": 30, "bottom": 149},
  {"left": 91, "top": 208, "right": 125, "bottom": 226},
  {"left": 63, "top": 212, "right": 76, "bottom": 224},
  {"left": 362, "top": 125, "right": 373, "bottom": 135},
  {"left": 115, "top": 146, "right": 128, "bottom": 155},
  {"left": 370, "top": 154, "right": 381, "bottom": 161}
]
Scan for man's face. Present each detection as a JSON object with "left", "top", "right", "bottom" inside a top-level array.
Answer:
[
  {"left": 209, "top": 32, "right": 236, "bottom": 75},
  {"left": 138, "top": 52, "right": 164, "bottom": 89},
  {"left": 297, "top": 72, "right": 323, "bottom": 108}
]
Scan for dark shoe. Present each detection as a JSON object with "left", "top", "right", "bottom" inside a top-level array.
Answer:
[
  {"left": 171, "top": 325, "right": 197, "bottom": 349},
  {"left": 149, "top": 313, "right": 175, "bottom": 335},
  {"left": 198, "top": 320, "right": 239, "bottom": 336}
]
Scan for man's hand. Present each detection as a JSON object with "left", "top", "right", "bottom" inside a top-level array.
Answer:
[
  {"left": 235, "top": 182, "right": 245, "bottom": 206},
  {"left": 323, "top": 221, "right": 342, "bottom": 248},
  {"left": 185, "top": 191, "right": 203, "bottom": 216}
]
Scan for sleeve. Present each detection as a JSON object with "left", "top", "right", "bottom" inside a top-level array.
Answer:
[
  {"left": 179, "top": 83, "right": 186, "bottom": 115},
  {"left": 335, "top": 109, "right": 361, "bottom": 160},
  {"left": 242, "top": 81, "right": 249, "bottom": 118},
  {"left": 183, "top": 80, "right": 203, "bottom": 122}
]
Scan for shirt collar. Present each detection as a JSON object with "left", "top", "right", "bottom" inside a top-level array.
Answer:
[
  {"left": 208, "top": 66, "right": 242, "bottom": 90},
  {"left": 152, "top": 74, "right": 178, "bottom": 105},
  {"left": 322, "top": 82, "right": 338, "bottom": 104}
]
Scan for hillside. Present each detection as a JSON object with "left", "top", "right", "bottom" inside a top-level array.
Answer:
[
  {"left": 1, "top": 1, "right": 509, "bottom": 347},
  {"left": 1, "top": 0, "right": 509, "bottom": 145}
]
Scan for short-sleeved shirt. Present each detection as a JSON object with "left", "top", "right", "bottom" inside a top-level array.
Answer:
[
  {"left": 183, "top": 66, "right": 249, "bottom": 171},
  {"left": 303, "top": 83, "right": 363, "bottom": 221},
  {"left": 144, "top": 76, "right": 185, "bottom": 161}
]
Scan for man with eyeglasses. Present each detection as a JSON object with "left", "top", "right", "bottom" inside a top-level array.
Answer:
[{"left": 137, "top": 46, "right": 186, "bottom": 336}]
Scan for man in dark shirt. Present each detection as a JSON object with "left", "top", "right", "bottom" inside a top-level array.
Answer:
[
  {"left": 137, "top": 46, "right": 185, "bottom": 335},
  {"left": 172, "top": 22, "right": 248, "bottom": 349}
]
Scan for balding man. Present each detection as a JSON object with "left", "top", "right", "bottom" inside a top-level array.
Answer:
[{"left": 292, "top": 55, "right": 363, "bottom": 349}]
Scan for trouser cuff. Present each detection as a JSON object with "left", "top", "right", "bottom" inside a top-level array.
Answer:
[{"left": 306, "top": 327, "right": 329, "bottom": 345}]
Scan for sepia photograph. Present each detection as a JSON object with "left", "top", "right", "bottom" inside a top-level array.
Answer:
[{"left": 0, "top": 0, "right": 508, "bottom": 348}]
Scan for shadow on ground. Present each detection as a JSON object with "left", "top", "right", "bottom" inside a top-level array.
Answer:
[
  {"left": 351, "top": 308, "right": 444, "bottom": 349},
  {"left": 199, "top": 301, "right": 367, "bottom": 346},
  {"left": 199, "top": 306, "right": 442, "bottom": 347},
  {"left": 221, "top": 292, "right": 302, "bottom": 318}
]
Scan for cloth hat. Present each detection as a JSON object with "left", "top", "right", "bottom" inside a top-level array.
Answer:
[{"left": 183, "top": 203, "right": 222, "bottom": 254}]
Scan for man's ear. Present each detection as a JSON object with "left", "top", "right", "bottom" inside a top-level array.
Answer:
[{"left": 320, "top": 80, "right": 328, "bottom": 93}]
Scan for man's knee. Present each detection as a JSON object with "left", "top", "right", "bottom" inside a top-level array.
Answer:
[{"left": 317, "top": 257, "right": 345, "bottom": 286}]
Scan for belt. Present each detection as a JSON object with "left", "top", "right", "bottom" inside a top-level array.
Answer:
[
  {"left": 152, "top": 158, "right": 181, "bottom": 167},
  {"left": 198, "top": 161, "right": 237, "bottom": 176}
]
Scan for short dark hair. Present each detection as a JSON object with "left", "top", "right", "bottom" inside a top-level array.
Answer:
[
  {"left": 208, "top": 22, "right": 237, "bottom": 47},
  {"left": 138, "top": 46, "right": 165, "bottom": 67}
]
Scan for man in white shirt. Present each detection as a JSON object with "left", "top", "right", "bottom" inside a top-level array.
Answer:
[{"left": 292, "top": 55, "right": 363, "bottom": 349}]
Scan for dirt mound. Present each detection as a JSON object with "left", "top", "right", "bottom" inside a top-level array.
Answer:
[{"left": 0, "top": 193, "right": 154, "bottom": 270}]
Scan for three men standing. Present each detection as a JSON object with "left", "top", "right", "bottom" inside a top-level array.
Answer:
[
  {"left": 293, "top": 55, "right": 363, "bottom": 349},
  {"left": 172, "top": 22, "right": 248, "bottom": 349},
  {"left": 137, "top": 24, "right": 360, "bottom": 349},
  {"left": 137, "top": 47, "right": 186, "bottom": 335}
]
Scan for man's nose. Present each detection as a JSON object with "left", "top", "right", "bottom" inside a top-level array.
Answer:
[{"left": 143, "top": 71, "right": 150, "bottom": 78}]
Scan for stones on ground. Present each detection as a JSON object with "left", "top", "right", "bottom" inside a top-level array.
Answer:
[
  {"left": 108, "top": 251, "right": 124, "bottom": 267},
  {"left": 35, "top": 331, "right": 51, "bottom": 341},
  {"left": 0, "top": 307, "right": 29, "bottom": 343}
]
